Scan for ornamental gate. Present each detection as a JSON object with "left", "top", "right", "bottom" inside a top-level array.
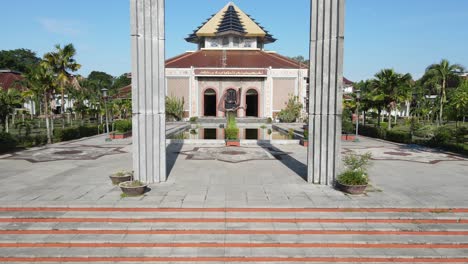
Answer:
[{"left": 130, "top": 0, "right": 345, "bottom": 185}]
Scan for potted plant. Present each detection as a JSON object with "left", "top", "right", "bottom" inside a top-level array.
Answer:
[
  {"left": 341, "top": 108, "right": 356, "bottom": 141},
  {"left": 335, "top": 153, "right": 372, "bottom": 195},
  {"left": 109, "top": 170, "right": 133, "bottom": 185},
  {"left": 110, "top": 120, "right": 132, "bottom": 139},
  {"left": 225, "top": 112, "right": 240, "bottom": 147},
  {"left": 119, "top": 180, "right": 147, "bottom": 196},
  {"left": 300, "top": 129, "right": 309, "bottom": 147}
]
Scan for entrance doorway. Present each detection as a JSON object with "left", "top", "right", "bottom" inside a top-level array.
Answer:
[
  {"left": 245, "top": 89, "right": 259, "bottom": 117},
  {"left": 203, "top": 89, "right": 217, "bottom": 116}
]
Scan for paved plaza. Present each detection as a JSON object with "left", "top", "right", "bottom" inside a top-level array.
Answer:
[
  {"left": 0, "top": 132, "right": 466, "bottom": 208},
  {"left": 0, "top": 132, "right": 467, "bottom": 263}
]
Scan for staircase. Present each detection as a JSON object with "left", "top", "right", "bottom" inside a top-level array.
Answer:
[{"left": 0, "top": 207, "right": 467, "bottom": 263}]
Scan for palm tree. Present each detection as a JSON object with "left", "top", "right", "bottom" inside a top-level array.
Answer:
[
  {"left": 23, "top": 64, "right": 57, "bottom": 143},
  {"left": 42, "top": 44, "right": 81, "bottom": 127},
  {"left": 425, "top": 59, "right": 465, "bottom": 126},
  {"left": 0, "top": 89, "right": 22, "bottom": 133},
  {"left": 449, "top": 80, "right": 468, "bottom": 126},
  {"left": 370, "top": 69, "right": 412, "bottom": 130}
]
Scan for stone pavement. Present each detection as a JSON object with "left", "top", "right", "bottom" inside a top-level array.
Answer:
[
  {"left": 0, "top": 133, "right": 467, "bottom": 263},
  {"left": 0, "top": 134, "right": 466, "bottom": 208}
]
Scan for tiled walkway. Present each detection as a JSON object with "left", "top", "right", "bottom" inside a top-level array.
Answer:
[{"left": 0, "top": 130, "right": 467, "bottom": 262}]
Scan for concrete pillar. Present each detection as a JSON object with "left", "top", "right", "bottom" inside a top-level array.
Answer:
[
  {"left": 307, "top": 0, "right": 345, "bottom": 185},
  {"left": 130, "top": 0, "right": 166, "bottom": 183}
]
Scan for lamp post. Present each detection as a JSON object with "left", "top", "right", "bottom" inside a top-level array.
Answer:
[
  {"left": 101, "top": 88, "right": 110, "bottom": 140},
  {"left": 355, "top": 89, "right": 361, "bottom": 141}
]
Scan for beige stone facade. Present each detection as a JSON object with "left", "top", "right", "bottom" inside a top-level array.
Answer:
[{"left": 165, "top": 67, "right": 308, "bottom": 119}]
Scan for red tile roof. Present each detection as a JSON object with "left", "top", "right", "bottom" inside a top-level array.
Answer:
[
  {"left": 166, "top": 50, "right": 306, "bottom": 69},
  {"left": 0, "top": 70, "right": 25, "bottom": 91}
]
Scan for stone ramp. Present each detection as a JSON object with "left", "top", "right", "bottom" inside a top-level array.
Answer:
[{"left": 0, "top": 207, "right": 467, "bottom": 263}]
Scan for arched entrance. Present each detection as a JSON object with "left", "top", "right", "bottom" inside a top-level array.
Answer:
[
  {"left": 203, "top": 89, "right": 217, "bottom": 117},
  {"left": 245, "top": 89, "right": 258, "bottom": 117}
]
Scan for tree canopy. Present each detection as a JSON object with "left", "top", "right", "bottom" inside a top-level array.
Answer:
[{"left": 0, "top": 49, "right": 41, "bottom": 73}]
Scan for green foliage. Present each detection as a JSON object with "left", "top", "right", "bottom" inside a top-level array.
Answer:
[
  {"left": 260, "top": 125, "right": 267, "bottom": 129},
  {"left": 114, "top": 120, "right": 132, "bottom": 133},
  {"left": 342, "top": 108, "right": 355, "bottom": 134},
  {"left": 267, "top": 129, "right": 272, "bottom": 135},
  {"left": 359, "top": 125, "right": 386, "bottom": 138},
  {"left": 0, "top": 89, "right": 22, "bottom": 131},
  {"left": 288, "top": 128, "right": 295, "bottom": 139},
  {"left": 112, "top": 73, "right": 132, "bottom": 90},
  {"left": 337, "top": 170, "right": 368, "bottom": 185},
  {"left": 54, "top": 125, "right": 99, "bottom": 142},
  {"left": 0, "top": 132, "right": 17, "bottom": 153},
  {"left": 386, "top": 130, "right": 412, "bottom": 144},
  {"left": 303, "top": 129, "right": 308, "bottom": 139},
  {"left": 166, "top": 96, "right": 185, "bottom": 121},
  {"left": 87, "top": 71, "right": 114, "bottom": 91},
  {"left": 266, "top": 117, "right": 273, "bottom": 124},
  {"left": 0, "top": 49, "right": 41, "bottom": 74},
  {"left": 225, "top": 112, "right": 239, "bottom": 140},
  {"left": 337, "top": 153, "right": 372, "bottom": 186},
  {"left": 277, "top": 95, "right": 303, "bottom": 123},
  {"left": 189, "top": 117, "right": 198, "bottom": 123}
]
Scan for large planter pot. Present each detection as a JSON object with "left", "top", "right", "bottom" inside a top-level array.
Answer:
[
  {"left": 109, "top": 174, "right": 133, "bottom": 185},
  {"left": 110, "top": 131, "right": 132, "bottom": 139},
  {"left": 226, "top": 140, "right": 240, "bottom": 147},
  {"left": 119, "top": 181, "right": 147, "bottom": 196},
  {"left": 300, "top": 139, "right": 308, "bottom": 147},
  {"left": 335, "top": 181, "right": 367, "bottom": 195},
  {"left": 341, "top": 134, "right": 356, "bottom": 141}
]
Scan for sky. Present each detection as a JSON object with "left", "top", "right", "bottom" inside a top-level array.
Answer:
[{"left": 1, "top": 0, "right": 467, "bottom": 81}]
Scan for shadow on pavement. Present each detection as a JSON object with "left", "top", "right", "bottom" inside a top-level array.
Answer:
[
  {"left": 258, "top": 143, "right": 308, "bottom": 182},
  {"left": 166, "top": 143, "right": 183, "bottom": 179}
]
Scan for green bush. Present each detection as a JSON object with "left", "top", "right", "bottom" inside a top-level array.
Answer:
[
  {"left": 414, "top": 125, "right": 435, "bottom": 138},
  {"left": 225, "top": 112, "right": 239, "bottom": 140},
  {"left": 54, "top": 125, "right": 99, "bottom": 142},
  {"left": 337, "top": 152, "right": 372, "bottom": 186},
  {"left": 225, "top": 127, "right": 239, "bottom": 140},
  {"left": 386, "top": 130, "right": 412, "bottom": 144},
  {"left": 277, "top": 95, "right": 303, "bottom": 123},
  {"left": 303, "top": 129, "right": 308, "bottom": 139},
  {"left": 114, "top": 120, "right": 132, "bottom": 133},
  {"left": 342, "top": 108, "right": 354, "bottom": 134},
  {"left": 54, "top": 127, "right": 80, "bottom": 141},
  {"left": 288, "top": 128, "right": 295, "bottom": 139},
  {"left": 266, "top": 117, "right": 273, "bottom": 124},
  {"left": 432, "top": 126, "right": 454, "bottom": 144},
  {"left": 337, "top": 170, "right": 368, "bottom": 185},
  {"left": 166, "top": 96, "right": 185, "bottom": 121},
  {"left": 189, "top": 117, "right": 198, "bottom": 123},
  {"left": 359, "top": 125, "right": 386, "bottom": 138},
  {"left": 0, "top": 132, "right": 17, "bottom": 153}
]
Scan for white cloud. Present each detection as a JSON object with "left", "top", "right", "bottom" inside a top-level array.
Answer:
[{"left": 38, "top": 18, "right": 82, "bottom": 36}]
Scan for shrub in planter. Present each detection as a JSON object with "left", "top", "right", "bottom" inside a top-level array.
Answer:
[
  {"left": 114, "top": 120, "right": 132, "bottom": 133},
  {"left": 110, "top": 170, "right": 133, "bottom": 185},
  {"left": 288, "top": 128, "right": 295, "bottom": 139},
  {"left": 300, "top": 129, "right": 308, "bottom": 147},
  {"left": 277, "top": 95, "right": 302, "bottom": 123},
  {"left": 119, "top": 180, "right": 147, "bottom": 196},
  {"left": 189, "top": 117, "right": 198, "bottom": 124},
  {"left": 335, "top": 152, "right": 372, "bottom": 195},
  {"left": 225, "top": 112, "right": 240, "bottom": 146}
]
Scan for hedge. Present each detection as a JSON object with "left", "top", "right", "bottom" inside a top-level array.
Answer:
[
  {"left": 0, "top": 132, "right": 18, "bottom": 153},
  {"left": 54, "top": 125, "right": 99, "bottom": 142},
  {"left": 114, "top": 120, "right": 132, "bottom": 133},
  {"left": 385, "top": 130, "right": 412, "bottom": 144}
]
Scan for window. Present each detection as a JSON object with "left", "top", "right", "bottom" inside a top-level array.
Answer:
[
  {"left": 222, "top": 37, "right": 229, "bottom": 47},
  {"left": 233, "top": 37, "right": 240, "bottom": 47}
]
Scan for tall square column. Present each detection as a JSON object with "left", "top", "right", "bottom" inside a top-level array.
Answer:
[
  {"left": 130, "top": 0, "right": 166, "bottom": 183},
  {"left": 307, "top": 0, "right": 345, "bottom": 185}
]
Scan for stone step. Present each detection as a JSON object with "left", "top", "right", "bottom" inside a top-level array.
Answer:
[{"left": 0, "top": 207, "right": 467, "bottom": 263}]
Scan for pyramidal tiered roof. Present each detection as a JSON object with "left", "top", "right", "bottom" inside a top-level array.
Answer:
[{"left": 185, "top": 2, "right": 276, "bottom": 44}]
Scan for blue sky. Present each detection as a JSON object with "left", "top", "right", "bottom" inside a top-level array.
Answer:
[{"left": 1, "top": 0, "right": 467, "bottom": 81}]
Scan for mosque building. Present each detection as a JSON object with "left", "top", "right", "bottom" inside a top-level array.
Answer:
[{"left": 165, "top": 2, "right": 309, "bottom": 119}]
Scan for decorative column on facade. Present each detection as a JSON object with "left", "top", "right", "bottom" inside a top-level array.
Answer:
[
  {"left": 307, "top": 0, "right": 345, "bottom": 185},
  {"left": 130, "top": 0, "right": 166, "bottom": 183}
]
